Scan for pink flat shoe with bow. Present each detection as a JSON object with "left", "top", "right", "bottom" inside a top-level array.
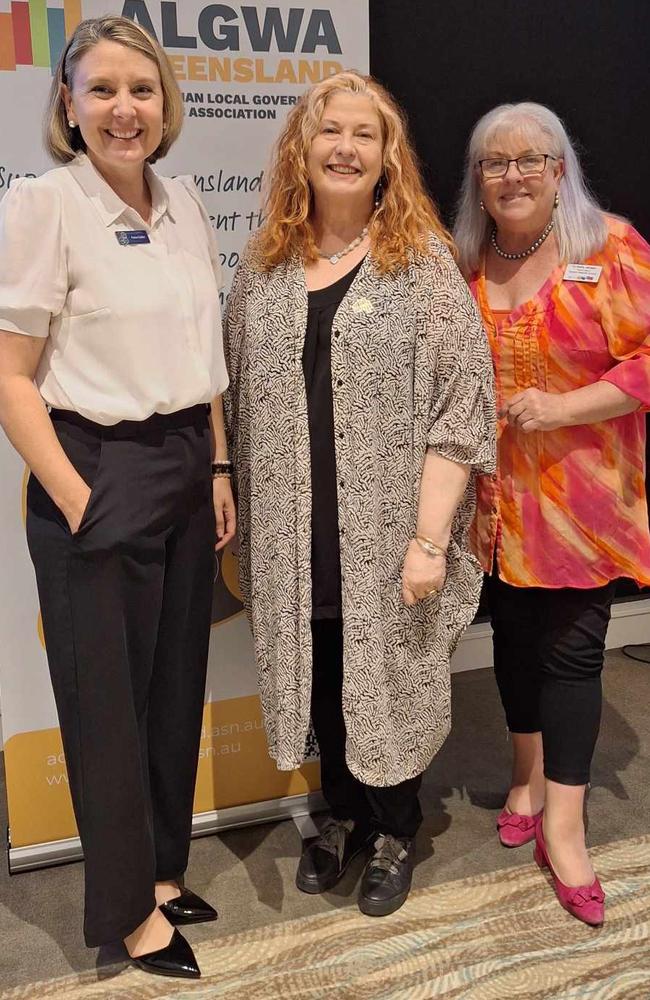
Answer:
[
  {"left": 497, "top": 807, "right": 543, "bottom": 847},
  {"left": 533, "top": 816, "right": 605, "bottom": 926}
]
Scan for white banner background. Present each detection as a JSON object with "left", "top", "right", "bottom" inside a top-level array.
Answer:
[{"left": 0, "top": 0, "right": 368, "bottom": 863}]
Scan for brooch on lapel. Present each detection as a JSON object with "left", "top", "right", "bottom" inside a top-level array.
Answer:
[{"left": 352, "top": 297, "right": 374, "bottom": 315}]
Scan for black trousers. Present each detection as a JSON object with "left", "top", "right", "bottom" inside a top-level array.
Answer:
[
  {"left": 486, "top": 572, "right": 616, "bottom": 786},
  {"left": 310, "top": 619, "right": 423, "bottom": 839},
  {"left": 25, "top": 405, "right": 215, "bottom": 947}
]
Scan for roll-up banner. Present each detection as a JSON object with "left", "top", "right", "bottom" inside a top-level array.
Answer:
[{"left": 0, "top": 1, "right": 369, "bottom": 871}]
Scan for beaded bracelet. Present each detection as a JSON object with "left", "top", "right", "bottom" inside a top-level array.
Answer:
[{"left": 414, "top": 535, "right": 447, "bottom": 559}]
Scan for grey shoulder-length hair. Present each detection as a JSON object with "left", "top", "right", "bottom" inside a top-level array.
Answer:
[{"left": 453, "top": 102, "right": 608, "bottom": 274}]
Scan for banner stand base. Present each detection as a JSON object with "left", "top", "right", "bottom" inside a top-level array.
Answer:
[{"left": 7, "top": 790, "right": 326, "bottom": 874}]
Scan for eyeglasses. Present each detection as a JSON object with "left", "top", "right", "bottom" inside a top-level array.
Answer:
[{"left": 478, "top": 154, "right": 558, "bottom": 179}]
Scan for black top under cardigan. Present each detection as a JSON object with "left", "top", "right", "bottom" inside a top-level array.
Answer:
[{"left": 303, "top": 260, "right": 363, "bottom": 619}]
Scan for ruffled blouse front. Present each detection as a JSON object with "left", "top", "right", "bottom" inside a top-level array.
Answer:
[{"left": 470, "top": 217, "right": 650, "bottom": 588}]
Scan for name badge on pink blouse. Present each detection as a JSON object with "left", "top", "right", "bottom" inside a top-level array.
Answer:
[{"left": 563, "top": 264, "right": 602, "bottom": 283}]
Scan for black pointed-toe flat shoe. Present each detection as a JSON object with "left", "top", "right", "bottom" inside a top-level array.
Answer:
[
  {"left": 131, "top": 927, "right": 201, "bottom": 979},
  {"left": 159, "top": 886, "right": 218, "bottom": 926}
]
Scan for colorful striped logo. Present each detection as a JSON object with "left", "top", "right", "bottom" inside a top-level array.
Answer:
[{"left": 0, "top": 1, "right": 82, "bottom": 72}]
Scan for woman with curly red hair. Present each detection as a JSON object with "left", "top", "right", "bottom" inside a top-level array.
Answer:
[{"left": 224, "top": 72, "right": 495, "bottom": 915}]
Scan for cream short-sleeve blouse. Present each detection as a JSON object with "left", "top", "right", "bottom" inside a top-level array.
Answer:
[{"left": 0, "top": 153, "right": 228, "bottom": 425}]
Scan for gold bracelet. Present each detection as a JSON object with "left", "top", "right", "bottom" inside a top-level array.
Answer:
[{"left": 415, "top": 535, "right": 447, "bottom": 559}]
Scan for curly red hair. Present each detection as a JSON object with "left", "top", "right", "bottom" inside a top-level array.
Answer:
[{"left": 254, "top": 72, "right": 454, "bottom": 273}]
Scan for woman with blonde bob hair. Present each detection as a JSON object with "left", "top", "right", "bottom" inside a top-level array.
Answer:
[
  {"left": 0, "top": 15, "right": 234, "bottom": 978},
  {"left": 225, "top": 71, "right": 495, "bottom": 916},
  {"left": 454, "top": 102, "right": 650, "bottom": 926},
  {"left": 44, "top": 14, "right": 184, "bottom": 164}
]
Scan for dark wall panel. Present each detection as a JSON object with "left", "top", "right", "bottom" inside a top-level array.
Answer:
[{"left": 369, "top": 0, "right": 650, "bottom": 238}]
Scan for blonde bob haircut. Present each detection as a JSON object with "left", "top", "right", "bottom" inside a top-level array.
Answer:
[
  {"left": 44, "top": 15, "right": 183, "bottom": 164},
  {"left": 454, "top": 102, "right": 608, "bottom": 274},
  {"left": 255, "top": 71, "right": 454, "bottom": 273}
]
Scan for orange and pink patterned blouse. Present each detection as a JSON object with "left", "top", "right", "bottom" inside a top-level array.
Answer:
[{"left": 469, "top": 217, "right": 650, "bottom": 589}]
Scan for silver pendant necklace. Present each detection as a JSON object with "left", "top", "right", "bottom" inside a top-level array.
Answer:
[
  {"left": 491, "top": 219, "right": 554, "bottom": 261},
  {"left": 317, "top": 226, "right": 368, "bottom": 265}
]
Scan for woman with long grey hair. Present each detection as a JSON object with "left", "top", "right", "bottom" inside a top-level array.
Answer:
[{"left": 455, "top": 102, "right": 650, "bottom": 926}]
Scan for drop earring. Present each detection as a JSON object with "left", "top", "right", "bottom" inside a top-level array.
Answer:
[
  {"left": 480, "top": 200, "right": 485, "bottom": 212},
  {"left": 374, "top": 179, "right": 384, "bottom": 208},
  {"left": 554, "top": 191, "right": 559, "bottom": 208}
]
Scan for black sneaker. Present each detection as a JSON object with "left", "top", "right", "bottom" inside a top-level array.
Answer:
[
  {"left": 358, "top": 833, "right": 415, "bottom": 916},
  {"left": 296, "top": 818, "right": 373, "bottom": 894}
]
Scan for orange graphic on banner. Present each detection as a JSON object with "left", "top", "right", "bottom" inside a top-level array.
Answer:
[
  {"left": 0, "top": 13, "right": 17, "bottom": 71},
  {"left": 194, "top": 695, "right": 320, "bottom": 813},
  {"left": 5, "top": 696, "right": 320, "bottom": 849},
  {"left": 5, "top": 728, "right": 76, "bottom": 846},
  {"left": 64, "top": 0, "right": 82, "bottom": 38},
  {"left": 0, "top": 1, "right": 82, "bottom": 73}
]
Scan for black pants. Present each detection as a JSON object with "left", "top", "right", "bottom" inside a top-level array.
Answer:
[
  {"left": 310, "top": 619, "right": 422, "bottom": 839},
  {"left": 486, "top": 572, "right": 616, "bottom": 786},
  {"left": 26, "top": 405, "right": 215, "bottom": 947}
]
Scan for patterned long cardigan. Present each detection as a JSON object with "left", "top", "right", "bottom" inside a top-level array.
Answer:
[{"left": 223, "top": 236, "right": 496, "bottom": 786}]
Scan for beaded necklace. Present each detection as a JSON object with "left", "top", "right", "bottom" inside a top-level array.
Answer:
[
  {"left": 317, "top": 226, "right": 368, "bottom": 265},
  {"left": 491, "top": 219, "right": 554, "bottom": 261}
]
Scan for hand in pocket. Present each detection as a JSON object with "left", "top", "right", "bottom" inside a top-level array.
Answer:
[{"left": 61, "top": 482, "right": 92, "bottom": 535}]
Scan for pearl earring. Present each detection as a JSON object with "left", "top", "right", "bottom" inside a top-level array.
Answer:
[
  {"left": 374, "top": 179, "right": 384, "bottom": 208},
  {"left": 480, "top": 200, "right": 485, "bottom": 212},
  {"left": 554, "top": 191, "right": 560, "bottom": 209},
  {"left": 68, "top": 119, "right": 76, "bottom": 128}
]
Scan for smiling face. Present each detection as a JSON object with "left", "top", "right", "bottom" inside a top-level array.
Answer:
[
  {"left": 306, "top": 91, "right": 384, "bottom": 212},
  {"left": 62, "top": 39, "right": 164, "bottom": 177},
  {"left": 478, "top": 124, "right": 564, "bottom": 236}
]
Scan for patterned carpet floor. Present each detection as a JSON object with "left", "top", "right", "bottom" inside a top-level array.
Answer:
[{"left": 3, "top": 835, "right": 650, "bottom": 1000}]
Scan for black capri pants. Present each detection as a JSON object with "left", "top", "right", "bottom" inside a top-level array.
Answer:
[
  {"left": 486, "top": 572, "right": 616, "bottom": 786},
  {"left": 26, "top": 404, "right": 215, "bottom": 947}
]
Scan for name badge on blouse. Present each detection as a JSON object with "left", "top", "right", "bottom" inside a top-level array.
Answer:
[
  {"left": 563, "top": 264, "right": 602, "bottom": 283},
  {"left": 115, "top": 230, "right": 150, "bottom": 246}
]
